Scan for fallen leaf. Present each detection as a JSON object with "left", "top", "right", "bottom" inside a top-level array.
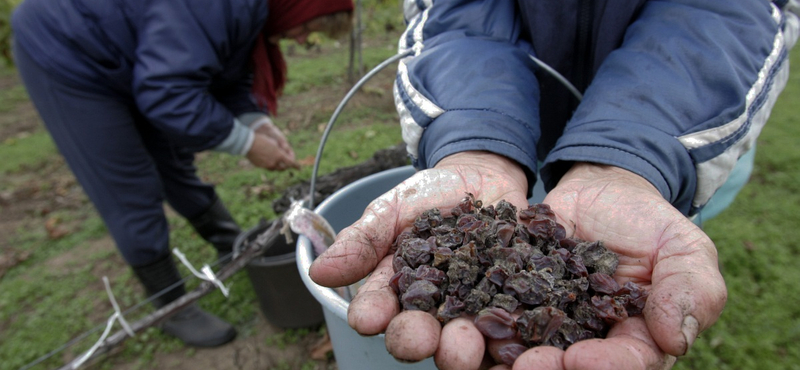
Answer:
[
  {"left": 0, "top": 250, "right": 32, "bottom": 279},
  {"left": 362, "top": 85, "right": 385, "bottom": 97},
  {"left": 248, "top": 184, "right": 275, "bottom": 199},
  {"left": 310, "top": 332, "right": 333, "bottom": 360},
  {"left": 45, "top": 217, "right": 70, "bottom": 239},
  {"left": 298, "top": 155, "right": 316, "bottom": 167}
]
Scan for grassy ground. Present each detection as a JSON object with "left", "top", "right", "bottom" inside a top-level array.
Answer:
[
  {"left": 1, "top": 3, "right": 799, "bottom": 369},
  {"left": 673, "top": 46, "right": 800, "bottom": 370},
  {"left": 0, "top": 2, "right": 406, "bottom": 369}
]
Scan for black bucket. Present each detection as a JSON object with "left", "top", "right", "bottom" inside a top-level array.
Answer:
[{"left": 234, "top": 221, "right": 324, "bottom": 329}]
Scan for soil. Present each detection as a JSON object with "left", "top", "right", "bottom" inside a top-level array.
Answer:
[{"left": 0, "top": 35, "right": 401, "bottom": 370}]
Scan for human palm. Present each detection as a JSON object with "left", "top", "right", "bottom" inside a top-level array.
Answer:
[{"left": 309, "top": 153, "right": 726, "bottom": 370}]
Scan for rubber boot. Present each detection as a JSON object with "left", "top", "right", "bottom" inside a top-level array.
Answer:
[
  {"left": 189, "top": 196, "right": 242, "bottom": 265},
  {"left": 132, "top": 254, "right": 237, "bottom": 347}
]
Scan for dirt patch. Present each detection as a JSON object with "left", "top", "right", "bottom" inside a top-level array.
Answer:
[
  {"left": 0, "top": 36, "right": 400, "bottom": 369},
  {"left": 99, "top": 318, "right": 336, "bottom": 370},
  {"left": 0, "top": 73, "right": 42, "bottom": 141}
]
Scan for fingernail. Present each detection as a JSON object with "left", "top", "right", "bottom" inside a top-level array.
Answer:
[{"left": 681, "top": 315, "right": 699, "bottom": 355}]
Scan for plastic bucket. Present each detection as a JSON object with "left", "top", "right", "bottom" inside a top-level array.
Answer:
[
  {"left": 296, "top": 166, "right": 434, "bottom": 369},
  {"left": 297, "top": 165, "right": 548, "bottom": 369},
  {"left": 235, "top": 222, "right": 324, "bottom": 329}
]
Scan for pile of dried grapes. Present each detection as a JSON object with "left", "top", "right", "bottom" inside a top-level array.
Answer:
[{"left": 389, "top": 194, "right": 648, "bottom": 359}]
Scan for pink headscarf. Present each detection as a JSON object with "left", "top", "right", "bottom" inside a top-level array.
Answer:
[{"left": 251, "top": 0, "right": 354, "bottom": 115}]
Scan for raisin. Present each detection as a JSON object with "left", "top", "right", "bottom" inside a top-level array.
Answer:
[{"left": 390, "top": 194, "right": 648, "bottom": 353}]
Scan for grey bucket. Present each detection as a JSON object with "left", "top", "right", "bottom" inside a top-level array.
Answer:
[
  {"left": 296, "top": 165, "right": 547, "bottom": 369},
  {"left": 235, "top": 221, "right": 324, "bottom": 329}
]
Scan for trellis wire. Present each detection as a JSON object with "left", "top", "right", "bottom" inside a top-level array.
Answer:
[{"left": 18, "top": 250, "right": 235, "bottom": 370}]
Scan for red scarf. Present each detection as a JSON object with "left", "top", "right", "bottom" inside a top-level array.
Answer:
[{"left": 252, "top": 0, "right": 354, "bottom": 115}]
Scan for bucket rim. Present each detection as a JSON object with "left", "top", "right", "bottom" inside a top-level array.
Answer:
[
  {"left": 235, "top": 221, "right": 299, "bottom": 266},
  {"left": 296, "top": 166, "right": 416, "bottom": 321}
]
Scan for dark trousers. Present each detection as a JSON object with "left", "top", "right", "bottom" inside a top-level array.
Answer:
[{"left": 14, "top": 44, "right": 217, "bottom": 266}]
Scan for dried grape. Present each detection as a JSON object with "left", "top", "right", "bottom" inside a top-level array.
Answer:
[{"left": 389, "top": 194, "right": 649, "bottom": 352}]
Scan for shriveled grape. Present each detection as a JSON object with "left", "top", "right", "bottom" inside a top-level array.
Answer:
[{"left": 388, "top": 194, "right": 649, "bottom": 352}]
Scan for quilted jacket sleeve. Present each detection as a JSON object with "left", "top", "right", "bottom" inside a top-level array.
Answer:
[{"left": 132, "top": 0, "right": 265, "bottom": 152}]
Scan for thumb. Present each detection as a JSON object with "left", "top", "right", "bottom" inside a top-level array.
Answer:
[
  {"left": 309, "top": 168, "right": 483, "bottom": 287},
  {"left": 309, "top": 187, "right": 404, "bottom": 287},
  {"left": 645, "top": 220, "right": 727, "bottom": 356}
]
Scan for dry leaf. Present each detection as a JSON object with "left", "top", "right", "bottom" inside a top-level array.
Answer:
[
  {"left": 298, "top": 155, "right": 316, "bottom": 167},
  {"left": 0, "top": 250, "right": 32, "bottom": 279},
  {"left": 310, "top": 332, "right": 333, "bottom": 360},
  {"left": 45, "top": 217, "right": 70, "bottom": 239},
  {"left": 248, "top": 184, "right": 275, "bottom": 199}
]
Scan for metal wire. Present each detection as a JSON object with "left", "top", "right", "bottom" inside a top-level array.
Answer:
[
  {"left": 308, "top": 50, "right": 413, "bottom": 207},
  {"left": 18, "top": 251, "right": 232, "bottom": 370},
  {"left": 308, "top": 51, "right": 581, "bottom": 208},
  {"left": 529, "top": 55, "right": 584, "bottom": 102}
]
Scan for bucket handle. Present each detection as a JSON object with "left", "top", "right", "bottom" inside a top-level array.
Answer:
[
  {"left": 307, "top": 50, "right": 413, "bottom": 207},
  {"left": 306, "top": 50, "right": 580, "bottom": 207}
]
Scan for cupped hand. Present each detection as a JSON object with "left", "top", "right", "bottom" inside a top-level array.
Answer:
[
  {"left": 308, "top": 153, "right": 726, "bottom": 370},
  {"left": 522, "top": 162, "right": 726, "bottom": 370},
  {"left": 309, "top": 151, "right": 528, "bottom": 367},
  {"left": 486, "top": 163, "right": 725, "bottom": 370},
  {"left": 245, "top": 131, "right": 298, "bottom": 170},
  {"left": 253, "top": 117, "right": 293, "bottom": 154}
]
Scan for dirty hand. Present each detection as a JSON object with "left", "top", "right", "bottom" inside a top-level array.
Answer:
[
  {"left": 309, "top": 152, "right": 726, "bottom": 369},
  {"left": 252, "top": 116, "right": 293, "bottom": 155},
  {"left": 308, "top": 151, "right": 529, "bottom": 367},
  {"left": 245, "top": 131, "right": 298, "bottom": 170},
  {"left": 510, "top": 162, "right": 726, "bottom": 370}
]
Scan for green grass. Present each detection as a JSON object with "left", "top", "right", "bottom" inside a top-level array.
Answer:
[
  {"left": 0, "top": 83, "right": 29, "bottom": 111},
  {"left": 284, "top": 45, "right": 401, "bottom": 95},
  {"left": 672, "top": 46, "right": 800, "bottom": 370},
  {"left": 0, "top": 130, "right": 58, "bottom": 175}
]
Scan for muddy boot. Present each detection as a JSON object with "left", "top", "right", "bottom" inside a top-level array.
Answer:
[
  {"left": 189, "top": 196, "right": 242, "bottom": 265},
  {"left": 132, "top": 254, "right": 237, "bottom": 347}
]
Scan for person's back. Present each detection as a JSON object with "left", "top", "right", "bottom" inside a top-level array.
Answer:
[{"left": 12, "top": 0, "right": 266, "bottom": 95}]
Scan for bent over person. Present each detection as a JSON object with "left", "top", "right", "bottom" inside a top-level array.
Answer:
[{"left": 11, "top": 0, "right": 353, "bottom": 347}]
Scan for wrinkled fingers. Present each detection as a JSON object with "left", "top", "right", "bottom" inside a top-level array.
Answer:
[
  {"left": 435, "top": 318, "right": 486, "bottom": 370},
  {"left": 347, "top": 255, "right": 400, "bottom": 335},
  {"left": 385, "top": 310, "right": 442, "bottom": 362},
  {"left": 646, "top": 223, "right": 727, "bottom": 356},
  {"left": 562, "top": 317, "right": 672, "bottom": 370}
]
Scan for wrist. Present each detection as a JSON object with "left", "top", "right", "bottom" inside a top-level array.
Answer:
[
  {"left": 562, "top": 162, "right": 659, "bottom": 195},
  {"left": 437, "top": 151, "right": 528, "bottom": 191},
  {"left": 236, "top": 112, "right": 270, "bottom": 128},
  {"left": 212, "top": 118, "right": 253, "bottom": 156},
  {"left": 250, "top": 116, "right": 273, "bottom": 132}
]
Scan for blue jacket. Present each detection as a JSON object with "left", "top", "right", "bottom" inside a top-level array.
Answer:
[
  {"left": 12, "top": 0, "right": 268, "bottom": 153},
  {"left": 395, "top": 0, "right": 798, "bottom": 215}
]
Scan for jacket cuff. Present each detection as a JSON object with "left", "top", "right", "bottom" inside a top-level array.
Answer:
[
  {"left": 212, "top": 118, "right": 254, "bottom": 156},
  {"left": 236, "top": 112, "right": 270, "bottom": 128},
  {"left": 540, "top": 121, "right": 697, "bottom": 215},
  {"left": 418, "top": 109, "right": 540, "bottom": 194}
]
